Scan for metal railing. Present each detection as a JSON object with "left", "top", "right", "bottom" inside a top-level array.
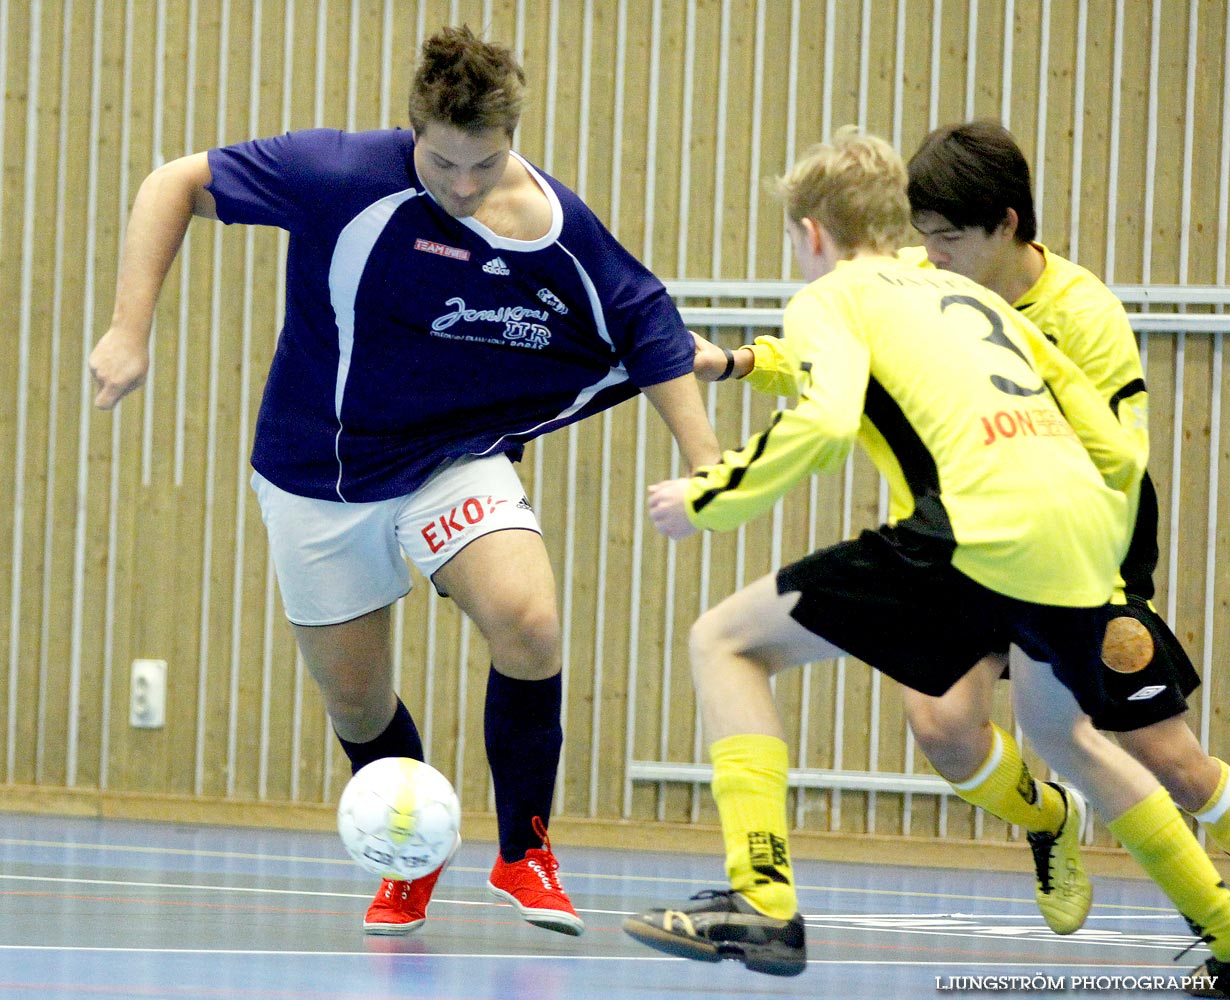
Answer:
[{"left": 666, "top": 280, "right": 1230, "bottom": 332}]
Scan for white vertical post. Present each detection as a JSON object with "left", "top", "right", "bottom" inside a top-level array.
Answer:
[
  {"left": 1033, "top": 0, "right": 1051, "bottom": 238},
  {"left": 174, "top": 0, "right": 202, "bottom": 487},
  {"left": 1069, "top": 0, "right": 1087, "bottom": 259},
  {"left": 1000, "top": 0, "right": 1014, "bottom": 126},
  {"left": 1104, "top": 0, "right": 1124, "bottom": 282},
  {"left": 928, "top": 0, "right": 942, "bottom": 131},
  {"left": 47, "top": 0, "right": 75, "bottom": 781},
  {"left": 10, "top": 0, "right": 41, "bottom": 783},
  {"left": 226, "top": 0, "right": 264, "bottom": 799},
  {"left": 195, "top": 0, "right": 232, "bottom": 797}
]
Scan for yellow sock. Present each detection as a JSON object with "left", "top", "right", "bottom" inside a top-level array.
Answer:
[
  {"left": 949, "top": 724, "right": 1067, "bottom": 834},
  {"left": 1193, "top": 757, "right": 1230, "bottom": 854},
  {"left": 1108, "top": 787, "right": 1230, "bottom": 961},
  {"left": 710, "top": 733, "right": 797, "bottom": 920}
]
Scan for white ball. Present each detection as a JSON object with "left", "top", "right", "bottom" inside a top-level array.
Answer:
[{"left": 337, "top": 757, "right": 461, "bottom": 880}]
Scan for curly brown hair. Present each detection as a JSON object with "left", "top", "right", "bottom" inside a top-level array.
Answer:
[{"left": 408, "top": 25, "right": 526, "bottom": 137}]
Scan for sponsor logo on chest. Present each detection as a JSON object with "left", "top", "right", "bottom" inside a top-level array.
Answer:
[{"left": 430, "top": 296, "right": 553, "bottom": 350}]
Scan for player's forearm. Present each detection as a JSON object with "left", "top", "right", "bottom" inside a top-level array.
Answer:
[
  {"left": 641, "top": 373, "right": 722, "bottom": 471},
  {"left": 742, "top": 337, "right": 803, "bottom": 397},
  {"left": 1026, "top": 327, "right": 1144, "bottom": 494},
  {"left": 109, "top": 154, "right": 216, "bottom": 342},
  {"left": 685, "top": 399, "right": 857, "bottom": 532}
]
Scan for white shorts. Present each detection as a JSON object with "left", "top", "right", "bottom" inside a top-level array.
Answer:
[{"left": 251, "top": 455, "right": 541, "bottom": 626}]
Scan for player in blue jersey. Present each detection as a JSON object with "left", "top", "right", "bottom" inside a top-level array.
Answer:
[{"left": 89, "top": 25, "right": 719, "bottom": 938}]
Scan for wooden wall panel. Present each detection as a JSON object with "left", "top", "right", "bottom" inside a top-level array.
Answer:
[{"left": 1, "top": 0, "right": 1228, "bottom": 866}]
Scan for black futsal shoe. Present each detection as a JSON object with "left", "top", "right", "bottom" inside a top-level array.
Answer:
[
  {"left": 622, "top": 888, "right": 806, "bottom": 977},
  {"left": 1187, "top": 955, "right": 1228, "bottom": 998}
]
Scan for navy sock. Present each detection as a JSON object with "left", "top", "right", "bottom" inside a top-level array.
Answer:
[
  {"left": 336, "top": 697, "right": 424, "bottom": 775},
  {"left": 484, "top": 666, "right": 562, "bottom": 862}
]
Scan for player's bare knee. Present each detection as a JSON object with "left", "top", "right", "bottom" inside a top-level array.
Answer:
[
  {"left": 1118, "top": 727, "right": 1211, "bottom": 810},
  {"left": 325, "top": 684, "right": 396, "bottom": 741},
  {"left": 485, "top": 601, "right": 561, "bottom": 678},
  {"left": 906, "top": 701, "right": 963, "bottom": 760},
  {"left": 688, "top": 607, "right": 739, "bottom": 664},
  {"left": 904, "top": 688, "right": 979, "bottom": 754}
]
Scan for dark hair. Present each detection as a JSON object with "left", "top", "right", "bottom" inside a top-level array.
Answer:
[
  {"left": 906, "top": 120, "right": 1036, "bottom": 242},
  {"left": 408, "top": 25, "right": 525, "bottom": 137}
]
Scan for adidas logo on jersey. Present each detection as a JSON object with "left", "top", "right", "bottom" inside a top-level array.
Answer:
[
  {"left": 483, "top": 257, "right": 510, "bottom": 276},
  {"left": 1126, "top": 684, "right": 1167, "bottom": 701}
]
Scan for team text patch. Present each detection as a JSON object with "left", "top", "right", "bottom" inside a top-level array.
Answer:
[{"left": 414, "top": 238, "right": 471, "bottom": 262}]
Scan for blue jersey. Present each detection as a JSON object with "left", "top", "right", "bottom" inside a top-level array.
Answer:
[{"left": 206, "top": 128, "right": 693, "bottom": 501}]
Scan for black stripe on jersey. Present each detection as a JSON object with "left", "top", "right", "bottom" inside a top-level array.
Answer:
[
  {"left": 863, "top": 377, "right": 957, "bottom": 555},
  {"left": 864, "top": 377, "right": 939, "bottom": 497},
  {"left": 1108, "top": 377, "right": 1147, "bottom": 417},
  {"left": 691, "top": 411, "right": 785, "bottom": 514},
  {"left": 1013, "top": 301, "right": 1058, "bottom": 344}
]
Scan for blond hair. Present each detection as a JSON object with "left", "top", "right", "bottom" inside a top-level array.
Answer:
[{"left": 774, "top": 127, "right": 911, "bottom": 254}]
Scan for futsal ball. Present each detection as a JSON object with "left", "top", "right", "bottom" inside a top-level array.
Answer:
[{"left": 337, "top": 757, "right": 461, "bottom": 880}]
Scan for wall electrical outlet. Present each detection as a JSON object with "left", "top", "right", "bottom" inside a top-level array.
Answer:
[{"left": 130, "top": 659, "right": 167, "bottom": 729}]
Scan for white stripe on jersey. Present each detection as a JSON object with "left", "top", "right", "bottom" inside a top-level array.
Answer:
[
  {"left": 560, "top": 241, "right": 615, "bottom": 350},
  {"left": 474, "top": 363, "right": 629, "bottom": 457},
  {"left": 327, "top": 187, "right": 421, "bottom": 500}
]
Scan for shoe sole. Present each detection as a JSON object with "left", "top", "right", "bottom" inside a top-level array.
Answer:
[
  {"left": 622, "top": 916, "right": 805, "bottom": 977},
  {"left": 487, "top": 882, "right": 585, "bottom": 936},
  {"left": 362, "top": 917, "right": 425, "bottom": 935}
]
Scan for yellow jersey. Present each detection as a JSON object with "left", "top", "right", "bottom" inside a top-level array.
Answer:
[
  {"left": 685, "top": 255, "right": 1142, "bottom": 607},
  {"left": 1014, "top": 243, "right": 1148, "bottom": 467},
  {"left": 896, "top": 243, "right": 1149, "bottom": 463}
]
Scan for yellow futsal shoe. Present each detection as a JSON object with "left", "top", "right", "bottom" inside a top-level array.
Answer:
[{"left": 1026, "top": 782, "right": 1092, "bottom": 935}]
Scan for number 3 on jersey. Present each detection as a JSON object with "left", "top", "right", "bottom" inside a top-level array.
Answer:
[{"left": 940, "top": 294, "right": 1046, "bottom": 399}]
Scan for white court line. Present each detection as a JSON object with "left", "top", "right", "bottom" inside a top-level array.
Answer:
[
  {"left": 0, "top": 837, "right": 1180, "bottom": 912},
  {"left": 0, "top": 873, "right": 634, "bottom": 918},
  {"left": 0, "top": 946, "right": 1190, "bottom": 971},
  {"left": 1, "top": 872, "right": 1204, "bottom": 966},
  {"left": 802, "top": 918, "right": 1196, "bottom": 954},
  {"left": 0, "top": 873, "right": 1188, "bottom": 930}
]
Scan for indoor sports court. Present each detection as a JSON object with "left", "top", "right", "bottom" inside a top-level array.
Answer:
[
  {"left": 2, "top": 1, "right": 1228, "bottom": 998},
  {"left": 0, "top": 810, "right": 1218, "bottom": 999}
]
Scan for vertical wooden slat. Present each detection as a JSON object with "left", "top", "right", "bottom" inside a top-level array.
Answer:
[
  {"left": 25, "top": 1, "right": 57, "bottom": 784},
  {"left": 0, "top": 0, "right": 14, "bottom": 783}
]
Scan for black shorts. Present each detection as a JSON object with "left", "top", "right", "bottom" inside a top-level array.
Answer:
[
  {"left": 1089, "top": 594, "right": 1200, "bottom": 732},
  {"left": 775, "top": 526, "right": 1114, "bottom": 719}
]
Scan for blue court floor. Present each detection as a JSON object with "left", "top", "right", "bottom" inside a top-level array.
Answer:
[{"left": 0, "top": 811, "right": 1216, "bottom": 999}]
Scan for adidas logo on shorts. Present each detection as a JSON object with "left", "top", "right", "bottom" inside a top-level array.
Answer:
[
  {"left": 1126, "top": 684, "right": 1166, "bottom": 701},
  {"left": 483, "top": 256, "right": 510, "bottom": 276},
  {"left": 516, "top": 496, "right": 533, "bottom": 511}
]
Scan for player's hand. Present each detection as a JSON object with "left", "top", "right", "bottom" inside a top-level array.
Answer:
[
  {"left": 89, "top": 327, "right": 150, "bottom": 409},
  {"left": 690, "top": 331, "right": 731, "bottom": 382},
  {"left": 647, "top": 478, "right": 699, "bottom": 539}
]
